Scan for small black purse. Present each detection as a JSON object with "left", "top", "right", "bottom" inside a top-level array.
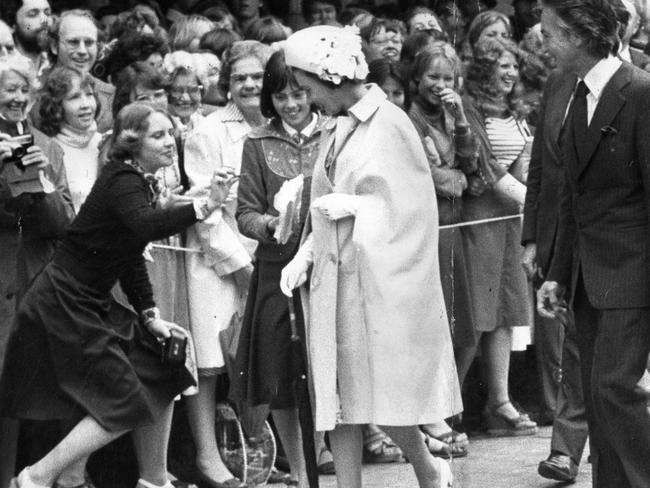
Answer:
[{"left": 162, "top": 329, "right": 187, "bottom": 365}]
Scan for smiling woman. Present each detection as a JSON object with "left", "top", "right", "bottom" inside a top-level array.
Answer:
[{"left": 39, "top": 67, "right": 102, "bottom": 214}]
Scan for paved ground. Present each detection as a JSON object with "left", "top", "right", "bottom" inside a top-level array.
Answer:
[{"left": 316, "top": 427, "right": 591, "bottom": 488}]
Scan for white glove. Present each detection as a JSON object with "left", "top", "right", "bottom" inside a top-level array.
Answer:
[
  {"left": 280, "top": 234, "right": 314, "bottom": 297},
  {"left": 493, "top": 172, "right": 526, "bottom": 207},
  {"left": 312, "top": 193, "right": 360, "bottom": 221}
]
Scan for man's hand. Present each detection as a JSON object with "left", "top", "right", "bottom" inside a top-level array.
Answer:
[
  {"left": 521, "top": 243, "right": 541, "bottom": 280},
  {"left": 537, "top": 281, "right": 567, "bottom": 319}
]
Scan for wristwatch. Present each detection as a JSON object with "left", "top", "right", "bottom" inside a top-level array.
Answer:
[{"left": 140, "top": 307, "right": 160, "bottom": 326}]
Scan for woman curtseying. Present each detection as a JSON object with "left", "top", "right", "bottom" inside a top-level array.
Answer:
[{"left": 0, "top": 102, "right": 234, "bottom": 488}]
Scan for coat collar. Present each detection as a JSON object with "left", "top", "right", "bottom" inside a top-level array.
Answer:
[
  {"left": 248, "top": 114, "right": 326, "bottom": 143},
  {"left": 347, "top": 84, "right": 386, "bottom": 123}
]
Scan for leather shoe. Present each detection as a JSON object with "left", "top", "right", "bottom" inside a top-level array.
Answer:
[{"left": 538, "top": 453, "right": 579, "bottom": 482}]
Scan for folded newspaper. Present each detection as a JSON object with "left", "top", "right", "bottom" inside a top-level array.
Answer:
[{"left": 273, "top": 175, "right": 304, "bottom": 245}]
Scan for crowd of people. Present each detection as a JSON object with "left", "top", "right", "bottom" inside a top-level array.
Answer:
[{"left": 0, "top": 0, "right": 649, "bottom": 487}]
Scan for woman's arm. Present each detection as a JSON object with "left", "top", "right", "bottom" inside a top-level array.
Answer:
[
  {"left": 108, "top": 171, "right": 198, "bottom": 243},
  {"left": 119, "top": 254, "right": 155, "bottom": 313}
]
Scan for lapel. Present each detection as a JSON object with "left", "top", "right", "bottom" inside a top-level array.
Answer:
[
  {"left": 576, "top": 63, "right": 630, "bottom": 178},
  {"left": 549, "top": 72, "right": 577, "bottom": 162}
]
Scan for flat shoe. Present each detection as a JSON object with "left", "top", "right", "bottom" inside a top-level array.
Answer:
[{"left": 538, "top": 453, "right": 578, "bottom": 482}]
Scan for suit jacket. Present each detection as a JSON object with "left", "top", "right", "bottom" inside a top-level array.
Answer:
[
  {"left": 522, "top": 69, "right": 577, "bottom": 276},
  {"left": 547, "top": 62, "right": 650, "bottom": 309}
]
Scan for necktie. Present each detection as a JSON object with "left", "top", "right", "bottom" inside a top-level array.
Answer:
[{"left": 571, "top": 80, "right": 590, "bottom": 161}]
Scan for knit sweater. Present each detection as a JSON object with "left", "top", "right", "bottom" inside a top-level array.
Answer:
[{"left": 53, "top": 160, "right": 197, "bottom": 312}]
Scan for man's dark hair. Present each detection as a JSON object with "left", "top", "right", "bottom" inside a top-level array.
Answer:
[
  {"left": 541, "top": 0, "right": 619, "bottom": 58},
  {"left": 0, "top": 0, "right": 23, "bottom": 26}
]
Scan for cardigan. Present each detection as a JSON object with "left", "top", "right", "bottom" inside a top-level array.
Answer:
[
  {"left": 54, "top": 161, "right": 197, "bottom": 312},
  {"left": 236, "top": 116, "right": 324, "bottom": 262}
]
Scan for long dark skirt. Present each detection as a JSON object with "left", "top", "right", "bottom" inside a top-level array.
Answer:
[
  {"left": 230, "top": 259, "right": 307, "bottom": 410},
  {"left": 0, "top": 263, "right": 195, "bottom": 432}
]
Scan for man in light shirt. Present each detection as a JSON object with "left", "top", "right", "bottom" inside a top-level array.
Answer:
[{"left": 538, "top": 0, "right": 650, "bottom": 486}]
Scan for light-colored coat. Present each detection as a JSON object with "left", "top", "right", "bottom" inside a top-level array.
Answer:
[
  {"left": 183, "top": 103, "right": 256, "bottom": 371},
  {"left": 303, "top": 85, "right": 462, "bottom": 431}
]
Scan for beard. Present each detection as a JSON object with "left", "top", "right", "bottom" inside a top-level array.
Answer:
[{"left": 14, "top": 25, "right": 49, "bottom": 55}]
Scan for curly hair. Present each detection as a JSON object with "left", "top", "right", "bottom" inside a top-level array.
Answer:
[
  {"left": 103, "top": 31, "right": 169, "bottom": 79},
  {"left": 467, "top": 10, "right": 512, "bottom": 48},
  {"left": 243, "top": 16, "right": 288, "bottom": 44},
  {"left": 540, "top": 0, "right": 618, "bottom": 58},
  {"left": 107, "top": 102, "right": 173, "bottom": 164},
  {"left": 218, "top": 40, "right": 271, "bottom": 98},
  {"left": 200, "top": 28, "right": 242, "bottom": 59},
  {"left": 111, "top": 61, "right": 169, "bottom": 117},
  {"left": 169, "top": 15, "right": 215, "bottom": 51},
  {"left": 465, "top": 37, "right": 526, "bottom": 119},
  {"left": 39, "top": 67, "right": 100, "bottom": 137}
]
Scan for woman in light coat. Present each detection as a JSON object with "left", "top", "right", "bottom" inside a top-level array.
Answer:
[{"left": 280, "top": 25, "right": 461, "bottom": 488}]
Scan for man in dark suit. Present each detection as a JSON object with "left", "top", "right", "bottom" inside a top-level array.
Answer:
[
  {"left": 538, "top": 0, "right": 650, "bottom": 486},
  {"left": 521, "top": 67, "right": 589, "bottom": 483}
]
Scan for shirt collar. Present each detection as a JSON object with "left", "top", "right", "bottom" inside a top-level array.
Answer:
[
  {"left": 220, "top": 102, "right": 246, "bottom": 123},
  {"left": 347, "top": 84, "right": 386, "bottom": 123},
  {"left": 281, "top": 113, "right": 318, "bottom": 138},
  {"left": 619, "top": 45, "right": 631, "bottom": 63},
  {"left": 582, "top": 55, "right": 623, "bottom": 101}
]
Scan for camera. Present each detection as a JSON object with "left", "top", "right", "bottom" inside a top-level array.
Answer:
[
  {"left": 1, "top": 133, "right": 50, "bottom": 197},
  {"left": 4, "top": 134, "right": 34, "bottom": 168}
]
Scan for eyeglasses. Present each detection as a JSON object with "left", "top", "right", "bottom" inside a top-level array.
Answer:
[
  {"left": 230, "top": 72, "right": 264, "bottom": 85},
  {"left": 169, "top": 85, "right": 203, "bottom": 97},
  {"left": 134, "top": 89, "right": 167, "bottom": 103}
]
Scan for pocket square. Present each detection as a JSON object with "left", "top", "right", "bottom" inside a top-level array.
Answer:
[{"left": 601, "top": 125, "right": 618, "bottom": 136}]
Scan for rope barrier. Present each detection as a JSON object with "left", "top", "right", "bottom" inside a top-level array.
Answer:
[{"left": 150, "top": 214, "right": 524, "bottom": 254}]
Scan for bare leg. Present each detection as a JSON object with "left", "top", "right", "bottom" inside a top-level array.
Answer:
[
  {"left": 271, "top": 409, "right": 307, "bottom": 487},
  {"left": 483, "top": 327, "right": 519, "bottom": 417},
  {"left": 0, "top": 418, "right": 19, "bottom": 488},
  {"left": 454, "top": 333, "right": 482, "bottom": 388},
  {"left": 328, "top": 424, "right": 362, "bottom": 488},
  {"left": 186, "top": 376, "right": 233, "bottom": 481},
  {"left": 27, "top": 416, "right": 126, "bottom": 486},
  {"left": 132, "top": 401, "right": 174, "bottom": 486},
  {"left": 381, "top": 425, "right": 445, "bottom": 488}
]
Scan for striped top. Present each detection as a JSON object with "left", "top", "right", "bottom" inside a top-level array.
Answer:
[{"left": 485, "top": 115, "right": 527, "bottom": 170}]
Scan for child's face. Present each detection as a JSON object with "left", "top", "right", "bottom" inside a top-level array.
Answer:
[
  {"left": 417, "top": 57, "right": 455, "bottom": 107},
  {"left": 381, "top": 76, "right": 406, "bottom": 110}
]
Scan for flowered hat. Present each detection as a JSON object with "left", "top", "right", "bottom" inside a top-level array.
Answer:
[{"left": 283, "top": 25, "right": 369, "bottom": 85}]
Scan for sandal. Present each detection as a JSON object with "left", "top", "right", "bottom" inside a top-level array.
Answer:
[
  {"left": 363, "top": 429, "right": 404, "bottom": 463},
  {"left": 484, "top": 401, "right": 538, "bottom": 437},
  {"left": 422, "top": 432, "right": 468, "bottom": 459},
  {"left": 420, "top": 426, "right": 469, "bottom": 451},
  {"left": 317, "top": 447, "right": 335, "bottom": 475}
]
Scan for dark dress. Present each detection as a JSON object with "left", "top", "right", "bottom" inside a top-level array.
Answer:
[
  {"left": 408, "top": 97, "right": 478, "bottom": 348},
  {"left": 231, "top": 117, "right": 322, "bottom": 410},
  {"left": 0, "top": 160, "right": 198, "bottom": 432}
]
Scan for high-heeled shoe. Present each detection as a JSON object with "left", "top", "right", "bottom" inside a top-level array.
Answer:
[
  {"left": 483, "top": 401, "right": 537, "bottom": 437},
  {"left": 195, "top": 471, "right": 244, "bottom": 488},
  {"left": 434, "top": 457, "right": 453, "bottom": 487}
]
